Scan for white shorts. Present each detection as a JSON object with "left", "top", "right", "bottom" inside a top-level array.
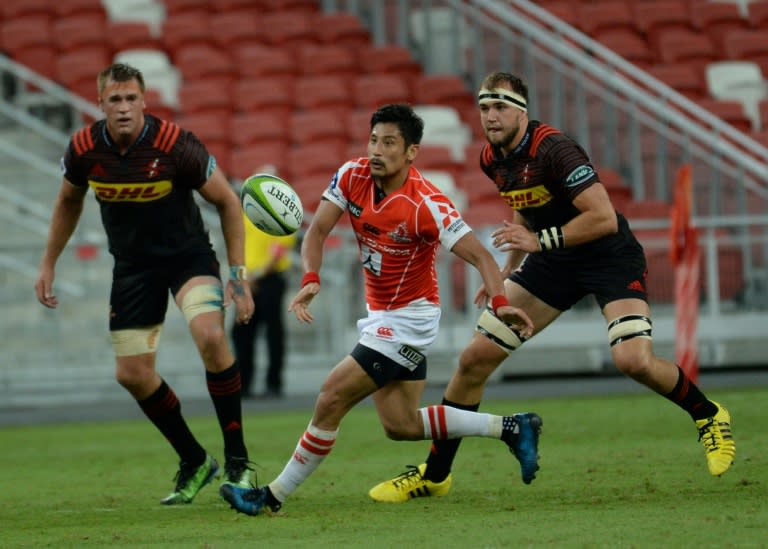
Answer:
[{"left": 357, "top": 299, "right": 441, "bottom": 371}]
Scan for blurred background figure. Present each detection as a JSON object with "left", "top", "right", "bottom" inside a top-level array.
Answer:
[{"left": 232, "top": 165, "right": 298, "bottom": 399}]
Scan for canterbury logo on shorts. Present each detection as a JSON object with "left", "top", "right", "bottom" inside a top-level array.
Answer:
[{"left": 89, "top": 180, "right": 172, "bottom": 202}]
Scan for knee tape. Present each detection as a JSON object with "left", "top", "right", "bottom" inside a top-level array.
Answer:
[
  {"left": 111, "top": 324, "right": 162, "bottom": 356},
  {"left": 607, "top": 314, "right": 652, "bottom": 347},
  {"left": 180, "top": 283, "right": 224, "bottom": 323},
  {"left": 476, "top": 309, "right": 524, "bottom": 355}
]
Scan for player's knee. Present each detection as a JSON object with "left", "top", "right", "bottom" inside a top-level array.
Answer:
[
  {"left": 381, "top": 421, "right": 420, "bottom": 441},
  {"left": 607, "top": 315, "right": 654, "bottom": 378},
  {"left": 457, "top": 343, "right": 501, "bottom": 385}
]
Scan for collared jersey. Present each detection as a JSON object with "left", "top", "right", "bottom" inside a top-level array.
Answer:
[
  {"left": 323, "top": 158, "right": 471, "bottom": 311},
  {"left": 480, "top": 120, "right": 633, "bottom": 252},
  {"left": 63, "top": 114, "right": 215, "bottom": 261}
]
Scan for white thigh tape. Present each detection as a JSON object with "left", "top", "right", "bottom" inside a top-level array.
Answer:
[
  {"left": 476, "top": 309, "right": 523, "bottom": 355},
  {"left": 181, "top": 283, "right": 224, "bottom": 323},
  {"left": 111, "top": 324, "right": 162, "bottom": 356},
  {"left": 607, "top": 314, "right": 652, "bottom": 347}
]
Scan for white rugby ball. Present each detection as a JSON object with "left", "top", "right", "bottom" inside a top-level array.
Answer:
[{"left": 240, "top": 173, "right": 304, "bottom": 236}]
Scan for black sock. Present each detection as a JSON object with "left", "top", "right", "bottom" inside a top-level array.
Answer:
[
  {"left": 138, "top": 380, "right": 206, "bottom": 465},
  {"left": 207, "top": 362, "right": 248, "bottom": 460},
  {"left": 663, "top": 366, "right": 718, "bottom": 420},
  {"left": 423, "top": 398, "right": 480, "bottom": 483}
]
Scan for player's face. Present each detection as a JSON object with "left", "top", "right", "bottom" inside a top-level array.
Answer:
[
  {"left": 99, "top": 78, "right": 146, "bottom": 145},
  {"left": 479, "top": 96, "right": 526, "bottom": 154},
  {"left": 367, "top": 122, "right": 417, "bottom": 183}
]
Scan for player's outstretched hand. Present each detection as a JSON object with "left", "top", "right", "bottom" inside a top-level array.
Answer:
[
  {"left": 491, "top": 221, "right": 540, "bottom": 253},
  {"left": 35, "top": 267, "right": 58, "bottom": 309},
  {"left": 495, "top": 305, "right": 534, "bottom": 340},
  {"left": 288, "top": 283, "right": 319, "bottom": 324},
  {"left": 227, "top": 279, "right": 255, "bottom": 324}
]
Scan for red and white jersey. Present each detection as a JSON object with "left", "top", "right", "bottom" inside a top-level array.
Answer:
[{"left": 323, "top": 158, "right": 471, "bottom": 311}]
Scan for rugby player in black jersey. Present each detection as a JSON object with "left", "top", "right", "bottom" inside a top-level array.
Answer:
[
  {"left": 369, "top": 71, "right": 735, "bottom": 503},
  {"left": 35, "top": 63, "right": 256, "bottom": 505}
]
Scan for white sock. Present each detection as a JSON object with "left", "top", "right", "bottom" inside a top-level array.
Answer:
[
  {"left": 420, "top": 405, "right": 503, "bottom": 439},
  {"left": 268, "top": 423, "right": 338, "bottom": 502}
]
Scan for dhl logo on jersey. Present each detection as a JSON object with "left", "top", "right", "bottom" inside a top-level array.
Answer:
[
  {"left": 501, "top": 185, "right": 552, "bottom": 209},
  {"left": 89, "top": 180, "right": 172, "bottom": 202}
]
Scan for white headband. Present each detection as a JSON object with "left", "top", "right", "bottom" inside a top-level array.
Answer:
[{"left": 477, "top": 87, "right": 527, "bottom": 112}]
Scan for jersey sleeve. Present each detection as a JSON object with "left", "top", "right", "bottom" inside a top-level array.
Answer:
[
  {"left": 322, "top": 160, "right": 360, "bottom": 211},
  {"left": 61, "top": 143, "right": 86, "bottom": 186},
  {"left": 174, "top": 129, "right": 216, "bottom": 189},
  {"left": 542, "top": 138, "right": 599, "bottom": 201},
  {"left": 419, "top": 194, "right": 472, "bottom": 251}
]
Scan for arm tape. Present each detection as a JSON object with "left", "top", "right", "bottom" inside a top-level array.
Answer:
[
  {"left": 537, "top": 226, "right": 564, "bottom": 251},
  {"left": 476, "top": 309, "right": 524, "bottom": 355}
]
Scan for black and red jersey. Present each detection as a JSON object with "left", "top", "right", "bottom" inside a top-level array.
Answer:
[
  {"left": 479, "top": 120, "right": 634, "bottom": 252},
  {"left": 63, "top": 114, "right": 216, "bottom": 261}
]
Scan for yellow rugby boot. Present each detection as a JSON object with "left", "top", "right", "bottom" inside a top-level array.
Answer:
[
  {"left": 695, "top": 401, "right": 735, "bottom": 476},
  {"left": 368, "top": 464, "right": 452, "bottom": 503}
]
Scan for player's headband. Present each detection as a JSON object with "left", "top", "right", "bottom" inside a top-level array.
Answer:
[{"left": 477, "top": 87, "right": 527, "bottom": 112}]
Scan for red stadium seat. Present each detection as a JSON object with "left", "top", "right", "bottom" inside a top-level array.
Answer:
[
  {"left": 161, "top": 12, "right": 214, "bottom": 55},
  {"left": 290, "top": 110, "right": 350, "bottom": 148},
  {"left": 55, "top": 46, "right": 111, "bottom": 101},
  {"left": 176, "top": 111, "right": 231, "bottom": 149},
  {"left": 655, "top": 29, "right": 718, "bottom": 71},
  {"left": 312, "top": 11, "right": 371, "bottom": 48},
  {"left": 578, "top": 2, "right": 637, "bottom": 38},
  {"left": 230, "top": 143, "right": 290, "bottom": 181},
  {"left": 209, "top": 10, "right": 261, "bottom": 50},
  {"left": 233, "top": 44, "right": 299, "bottom": 80},
  {"left": 697, "top": 98, "right": 755, "bottom": 133},
  {"left": 646, "top": 62, "right": 707, "bottom": 101},
  {"left": 259, "top": 11, "right": 316, "bottom": 54},
  {"left": 691, "top": 1, "right": 750, "bottom": 49},
  {"left": 0, "top": 15, "right": 52, "bottom": 55},
  {"left": 254, "top": 0, "right": 319, "bottom": 13},
  {"left": 353, "top": 74, "right": 412, "bottom": 110},
  {"left": 294, "top": 75, "right": 352, "bottom": 114},
  {"left": 287, "top": 142, "right": 347, "bottom": 180},
  {"left": 163, "top": 0, "right": 211, "bottom": 17},
  {"left": 231, "top": 112, "right": 290, "bottom": 148},
  {"left": 632, "top": 0, "right": 695, "bottom": 50},
  {"left": 107, "top": 22, "right": 161, "bottom": 54},
  {"left": 748, "top": 1, "right": 768, "bottom": 29},
  {"left": 53, "top": 0, "right": 103, "bottom": 18},
  {"left": 345, "top": 109, "right": 373, "bottom": 144},
  {"left": 52, "top": 14, "right": 108, "bottom": 53},
  {"left": 12, "top": 47, "right": 57, "bottom": 79},
  {"left": 596, "top": 29, "right": 656, "bottom": 68},
  {"left": 358, "top": 44, "right": 424, "bottom": 81},
  {"left": 415, "top": 144, "right": 463, "bottom": 181},
  {"left": 537, "top": 1, "right": 580, "bottom": 28},
  {"left": 0, "top": 0, "right": 53, "bottom": 19},
  {"left": 299, "top": 44, "right": 361, "bottom": 79},
  {"left": 177, "top": 79, "right": 233, "bottom": 119},
  {"left": 173, "top": 44, "right": 236, "bottom": 87},
  {"left": 722, "top": 29, "right": 768, "bottom": 74},
  {"left": 412, "top": 74, "right": 475, "bottom": 114},
  {"left": 233, "top": 77, "right": 295, "bottom": 117}
]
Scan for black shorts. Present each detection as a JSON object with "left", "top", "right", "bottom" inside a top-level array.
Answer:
[
  {"left": 510, "top": 224, "right": 648, "bottom": 311},
  {"left": 109, "top": 251, "right": 221, "bottom": 330},
  {"left": 350, "top": 344, "right": 427, "bottom": 388}
]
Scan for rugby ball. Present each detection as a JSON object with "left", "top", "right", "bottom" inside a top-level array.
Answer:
[{"left": 240, "top": 173, "right": 304, "bottom": 236}]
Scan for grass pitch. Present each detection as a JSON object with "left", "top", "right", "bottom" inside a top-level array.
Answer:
[{"left": 1, "top": 387, "right": 765, "bottom": 549}]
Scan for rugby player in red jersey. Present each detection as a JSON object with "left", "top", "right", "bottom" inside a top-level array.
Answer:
[
  {"left": 369, "top": 71, "right": 735, "bottom": 504},
  {"left": 221, "top": 104, "right": 540, "bottom": 516},
  {"left": 35, "top": 63, "right": 256, "bottom": 505}
]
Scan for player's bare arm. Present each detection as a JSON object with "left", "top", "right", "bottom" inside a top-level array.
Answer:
[
  {"left": 35, "top": 179, "right": 87, "bottom": 308},
  {"left": 289, "top": 200, "right": 344, "bottom": 323},
  {"left": 451, "top": 231, "right": 534, "bottom": 338},
  {"left": 198, "top": 166, "right": 253, "bottom": 322}
]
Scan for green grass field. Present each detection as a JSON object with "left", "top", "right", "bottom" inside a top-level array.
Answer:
[{"left": 1, "top": 387, "right": 765, "bottom": 549}]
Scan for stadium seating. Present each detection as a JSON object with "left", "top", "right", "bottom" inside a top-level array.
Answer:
[
  {"left": 208, "top": 10, "right": 260, "bottom": 50},
  {"left": 311, "top": 11, "right": 371, "bottom": 48},
  {"left": 690, "top": 1, "right": 750, "bottom": 48},
  {"left": 106, "top": 21, "right": 161, "bottom": 53},
  {"left": 230, "top": 143, "right": 290, "bottom": 181},
  {"left": 578, "top": 2, "right": 637, "bottom": 39},
  {"left": 358, "top": 44, "right": 423, "bottom": 81},
  {"left": 748, "top": 1, "right": 768, "bottom": 28},
  {"left": 705, "top": 61, "right": 767, "bottom": 130},
  {"left": 114, "top": 49, "right": 181, "bottom": 108},
  {"left": 353, "top": 74, "right": 413, "bottom": 110},
  {"left": 172, "top": 43, "right": 236, "bottom": 87},
  {"left": 647, "top": 63, "right": 708, "bottom": 101},
  {"left": 177, "top": 79, "right": 233, "bottom": 119},
  {"left": 231, "top": 111, "right": 289, "bottom": 148},
  {"left": 722, "top": 29, "right": 768, "bottom": 75},
  {"left": 287, "top": 142, "right": 347, "bottom": 180},
  {"left": 294, "top": 75, "right": 352, "bottom": 114},
  {"left": 299, "top": 44, "right": 361, "bottom": 80},
  {"left": 290, "top": 110, "right": 349, "bottom": 148},
  {"left": 233, "top": 44, "right": 299, "bottom": 80},
  {"left": 233, "top": 77, "right": 295, "bottom": 117}
]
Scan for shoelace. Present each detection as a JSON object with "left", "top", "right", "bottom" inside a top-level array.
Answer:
[
  {"left": 225, "top": 457, "right": 255, "bottom": 483},
  {"left": 172, "top": 462, "right": 199, "bottom": 490},
  {"left": 391, "top": 465, "right": 423, "bottom": 489}
]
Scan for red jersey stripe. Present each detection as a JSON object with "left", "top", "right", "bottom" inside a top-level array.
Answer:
[{"left": 530, "top": 124, "right": 560, "bottom": 157}]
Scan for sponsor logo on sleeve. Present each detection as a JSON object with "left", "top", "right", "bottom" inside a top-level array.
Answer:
[{"left": 564, "top": 165, "right": 595, "bottom": 187}]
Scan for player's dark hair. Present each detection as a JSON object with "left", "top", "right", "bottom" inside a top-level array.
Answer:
[
  {"left": 97, "top": 63, "right": 146, "bottom": 96},
  {"left": 370, "top": 104, "right": 424, "bottom": 146},
  {"left": 479, "top": 71, "right": 529, "bottom": 103}
]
